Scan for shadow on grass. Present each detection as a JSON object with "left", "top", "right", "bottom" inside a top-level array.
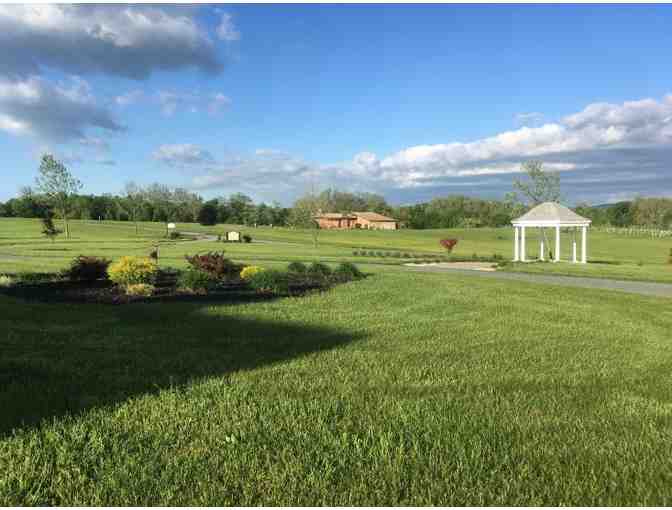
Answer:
[{"left": 0, "top": 296, "right": 364, "bottom": 437}]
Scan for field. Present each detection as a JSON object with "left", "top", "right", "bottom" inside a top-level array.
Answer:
[
  {"left": 1, "top": 218, "right": 672, "bottom": 504},
  {"left": 1, "top": 217, "right": 671, "bottom": 282}
]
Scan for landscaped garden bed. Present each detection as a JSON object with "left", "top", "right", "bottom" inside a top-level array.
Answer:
[{"left": 0, "top": 253, "right": 365, "bottom": 305}]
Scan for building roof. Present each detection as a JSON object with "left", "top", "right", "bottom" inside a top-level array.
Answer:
[
  {"left": 314, "top": 212, "right": 356, "bottom": 219},
  {"left": 353, "top": 211, "right": 397, "bottom": 222},
  {"left": 512, "top": 202, "right": 591, "bottom": 226}
]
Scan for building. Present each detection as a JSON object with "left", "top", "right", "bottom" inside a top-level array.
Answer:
[
  {"left": 314, "top": 211, "right": 398, "bottom": 230},
  {"left": 352, "top": 212, "right": 399, "bottom": 230}
]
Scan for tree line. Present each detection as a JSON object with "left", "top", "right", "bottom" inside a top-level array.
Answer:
[{"left": 1, "top": 155, "right": 671, "bottom": 231}]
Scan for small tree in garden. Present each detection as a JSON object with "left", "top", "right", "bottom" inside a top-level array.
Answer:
[
  {"left": 440, "top": 238, "right": 458, "bottom": 252},
  {"left": 35, "top": 154, "right": 82, "bottom": 239},
  {"left": 41, "top": 210, "right": 62, "bottom": 242}
]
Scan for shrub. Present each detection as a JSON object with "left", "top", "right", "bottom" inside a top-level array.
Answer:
[
  {"left": 62, "top": 255, "right": 111, "bottom": 282},
  {"left": 185, "top": 252, "right": 243, "bottom": 281},
  {"left": 0, "top": 275, "right": 14, "bottom": 287},
  {"left": 177, "top": 268, "right": 216, "bottom": 293},
  {"left": 240, "top": 265, "right": 265, "bottom": 281},
  {"left": 287, "top": 261, "right": 307, "bottom": 274},
  {"left": 124, "top": 283, "right": 155, "bottom": 297},
  {"left": 108, "top": 256, "right": 158, "bottom": 287},
  {"left": 333, "top": 262, "right": 363, "bottom": 282},
  {"left": 668, "top": 248, "right": 672, "bottom": 265},
  {"left": 242, "top": 234, "right": 252, "bottom": 243},
  {"left": 352, "top": 250, "right": 359, "bottom": 256},
  {"left": 308, "top": 262, "right": 332, "bottom": 277},
  {"left": 440, "top": 238, "right": 459, "bottom": 252},
  {"left": 168, "top": 230, "right": 181, "bottom": 240},
  {"left": 247, "top": 269, "right": 289, "bottom": 294},
  {"left": 16, "top": 272, "right": 53, "bottom": 284}
]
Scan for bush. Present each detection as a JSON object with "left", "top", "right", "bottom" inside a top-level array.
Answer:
[
  {"left": 242, "top": 234, "right": 252, "bottom": 243},
  {"left": 247, "top": 269, "right": 289, "bottom": 295},
  {"left": 333, "top": 262, "right": 363, "bottom": 282},
  {"left": 108, "top": 256, "right": 158, "bottom": 287},
  {"left": 168, "top": 230, "right": 181, "bottom": 240},
  {"left": 668, "top": 248, "right": 672, "bottom": 265},
  {"left": 62, "top": 255, "right": 111, "bottom": 282},
  {"left": 16, "top": 272, "right": 54, "bottom": 284},
  {"left": 240, "top": 265, "right": 265, "bottom": 281},
  {"left": 185, "top": 252, "right": 243, "bottom": 281},
  {"left": 0, "top": 275, "right": 14, "bottom": 287},
  {"left": 124, "top": 283, "right": 155, "bottom": 297},
  {"left": 308, "top": 262, "right": 332, "bottom": 277},
  {"left": 440, "top": 238, "right": 459, "bottom": 252},
  {"left": 287, "top": 261, "right": 307, "bottom": 274},
  {"left": 177, "top": 268, "right": 216, "bottom": 293}
]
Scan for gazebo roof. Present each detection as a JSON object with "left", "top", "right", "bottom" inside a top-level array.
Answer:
[{"left": 512, "top": 202, "right": 591, "bottom": 226}]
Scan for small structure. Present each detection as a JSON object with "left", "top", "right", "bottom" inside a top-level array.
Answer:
[
  {"left": 313, "top": 211, "right": 399, "bottom": 230},
  {"left": 314, "top": 213, "right": 357, "bottom": 229},
  {"left": 511, "top": 202, "right": 591, "bottom": 263},
  {"left": 352, "top": 212, "right": 398, "bottom": 230},
  {"left": 225, "top": 231, "right": 241, "bottom": 242}
]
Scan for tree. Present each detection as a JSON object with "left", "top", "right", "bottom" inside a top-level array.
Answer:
[
  {"left": 512, "top": 160, "right": 562, "bottom": 206},
  {"left": 41, "top": 210, "right": 62, "bottom": 243},
  {"left": 34, "top": 155, "right": 82, "bottom": 239},
  {"left": 198, "top": 201, "right": 219, "bottom": 226},
  {"left": 288, "top": 192, "right": 327, "bottom": 248},
  {"left": 124, "top": 182, "right": 146, "bottom": 235}
]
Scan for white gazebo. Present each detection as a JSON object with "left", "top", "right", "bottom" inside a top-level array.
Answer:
[{"left": 512, "top": 202, "right": 591, "bottom": 264}]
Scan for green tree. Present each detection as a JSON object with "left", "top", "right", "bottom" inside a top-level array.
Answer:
[
  {"left": 34, "top": 155, "right": 82, "bottom": 239},
  {"left": 41, "top": 210, "right": 63, "bottom": 243},
  {"left": 512, "top": 160, "right": 562, "bottom": 206},
  {"left": 198, "top": 201, "right": 219, "bottom": 226}
]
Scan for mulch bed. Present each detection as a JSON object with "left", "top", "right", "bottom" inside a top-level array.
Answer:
[{"left": 0, "top": 272, "right": 324, "bottom": 305}]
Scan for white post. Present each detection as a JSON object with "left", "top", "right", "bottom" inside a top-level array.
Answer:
[
  {"left": 581, "top": 226, "right": 587, "bottom": 263},
  {"left": 521, "top": 226, "right": 526, "bottom": 262},
  {"left": 539, "top": 236, "right": 545, "bottom": 261},
  {"left": 514, "top": 227, "right": 520, "bottom": 261},
  {"left": 555, "top": 225, "right": 561, "bottom": 262},
  {"left": 572, "top": 239, "right": 577, "bottom": 263}
]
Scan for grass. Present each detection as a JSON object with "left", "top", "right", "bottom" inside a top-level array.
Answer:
[
  {"left": 1, "top": 270, "right": 672, "bottom": 505},
  {"left": 1, "top": 218, "right": 671, "bottom": 282}
]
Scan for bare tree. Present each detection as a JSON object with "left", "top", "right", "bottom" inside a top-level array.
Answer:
[{"left": 34, "top": 154, "right": 82, "bottom": 239}]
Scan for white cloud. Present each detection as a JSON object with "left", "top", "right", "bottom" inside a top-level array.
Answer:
[
  {"left": 0, "top": 76, "right": 123, "bottom": 142},
  {"left": 115, "top": 89, "right": 144, "bottom": 107},
  {"left": 216, "top": 12, "right": 240, "bottom": 42},
  {"left": 0, "top": 5, "right": 222, "bottom": 79},
  {"left": 208, "top": 93, "right": 231, "bottom": 114},
  {"left": 153, "top": 144, "right": 215, "bottom": 166}
]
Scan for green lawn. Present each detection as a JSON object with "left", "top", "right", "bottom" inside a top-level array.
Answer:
[
  {"left": 1, "top": 270, "right": 672, "bottom": 505},
  {"left": 1, "top": 218, "right": 671, "bottom": 283}
]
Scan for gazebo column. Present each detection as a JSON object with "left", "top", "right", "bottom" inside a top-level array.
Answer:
[
  {"left": 520, "top": 226, "right": 526, "bottom": 262},
  {"left": 554, "top": 225, "right": 561, "bottom": 262},
  {"left": 581, "top": 226, "right": 588, "bottom": 264},
  {"left": 514, "top": 227, "right": 520, "bottom": 261},
  {"left": 572, "top": 232, "right": 578, "bottom": 263},
  {"left": 539, "top": 233, "right": 545, "bottom": 261}
]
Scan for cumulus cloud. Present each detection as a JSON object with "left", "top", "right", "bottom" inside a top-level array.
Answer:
[
  {"left": 0, "top": 76, "right": 123, "bottom": 142},
  {"left": 156, "top": 90, "right": 230, "bottom": 116},
  {"left": 0, "top": 4, "right": 222, "bottom": 80},
  {"left": 216, "top": 12, "right": 240, "bottom": 42},
  {"left": 153, "top": 144, "right": 216, "bottom": 166},
  {"left": 182, "top": 93, "right": 672, "bottom": 204}
]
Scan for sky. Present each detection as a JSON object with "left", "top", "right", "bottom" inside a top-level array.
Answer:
[{"left": 1, "top": 3, "right": 671, "bottom": 206}]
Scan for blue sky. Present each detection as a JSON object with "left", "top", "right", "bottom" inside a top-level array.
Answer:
[{"left": 1, "top": 4, "right": 671, "bottom": 205}]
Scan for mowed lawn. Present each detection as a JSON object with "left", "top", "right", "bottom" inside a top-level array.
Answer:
[
  {"left": 1, "top": 269, "right": 672, "bottom": 505},
  {"left": 1, "top": 217, "right": 671, "bottom": 282}
]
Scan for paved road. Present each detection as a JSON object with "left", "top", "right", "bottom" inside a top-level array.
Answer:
[{"left": 406, "top": 265, "right": 672, "bottom": 298}]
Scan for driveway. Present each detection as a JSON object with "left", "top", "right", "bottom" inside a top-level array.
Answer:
[{"left": 406, "top": 264, "right": 672, "bottom": 298}]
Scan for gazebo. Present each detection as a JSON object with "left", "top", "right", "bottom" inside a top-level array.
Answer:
[{"left": 511, "top": 202, "right": 591, "bottom": 263}]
